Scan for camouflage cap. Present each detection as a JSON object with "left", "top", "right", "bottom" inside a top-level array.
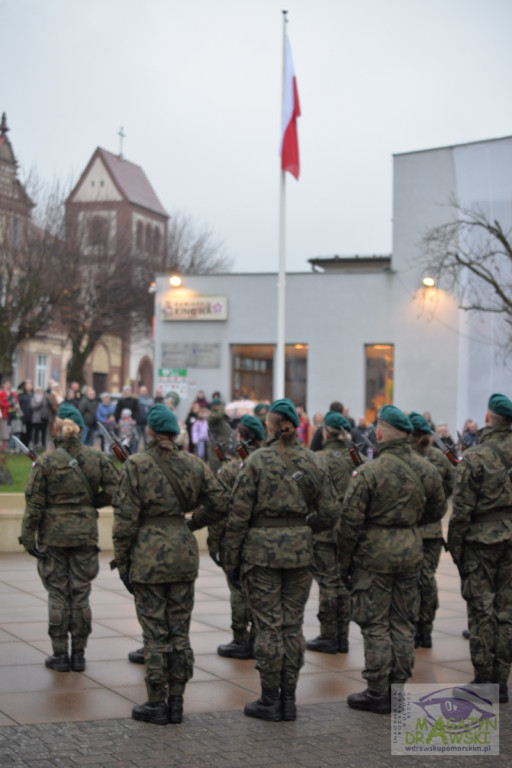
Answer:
[
  {"left": 408, "top": 411, "right": 432, "bottom": 434},
  {"left": 488, "top": 393, "right": 512, "bottom": 418},
  {"left": 240, "top": 414, "right": 265, "bottom": 441},
  {"left": 324, "top": 410, "right": 351, "bottom": 431},
  {"left": 378, "top": 404, "right": 413, "bottom": 433},
  {"left": 269, "top": 398, "right": 300, "bottom": 428},
  {"left": 57, "top": 402, "right": 85, "bottom": 428},
  {"left": 147, "top": 403, "right": 180, "bottom": 435}
]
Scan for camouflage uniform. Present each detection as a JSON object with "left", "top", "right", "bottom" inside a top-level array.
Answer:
[
  {"left": 311, "top": 437, "right": 353, "bottom": 641},
  {"left": 339, "top": 438, "right": 446, "bottom": 693},
  {"left": 20, "top": 435, "right": 120, "bottom": 654},
  {"left": 112, "top": 441, "right": 229, "bottom": 702},
  {"left": 207, "top": 405, "right": 235, "bottom": 473},
  {"left": 448, "top": 424, "right": 512, "bottom": 685},
  {"left": 412, "top": 443, "right": 455, "bottom": 637},
  {"left": 208, "top": 454, "right": 255, "bottom": 646},
  {"left": 220, "top": 435, "right": 340, "bottom": 690}
]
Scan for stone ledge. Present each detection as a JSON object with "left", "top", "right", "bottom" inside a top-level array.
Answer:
[{"left": 0, "top": 496, "right": 208, "bottom": 553}]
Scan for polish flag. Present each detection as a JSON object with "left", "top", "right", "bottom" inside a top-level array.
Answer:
[{"left": 281, "top": 37, "right": 301, "bottom": 180}]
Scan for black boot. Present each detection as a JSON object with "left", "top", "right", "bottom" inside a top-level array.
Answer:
[
  {"left": 498, "top": 682, "right": 509, "bottom": 704},
  {"left": 217, "top": 639, "right": 252, "bottom": 659},
  {"left": 128, "top": 647, "right": 145, "bottom": 664},
  {"left": 462, "top": 629, "right": 470, "bottom": 639},
  {"left": 347, "top": 688, "right": 391, "bottom": 714},
  {"left": 306, "top": 635, "right": 338, "bottom": 654},
  {"left": 131, "top": 700, "right": 168, "bottom": 725},
  {"left": 45, "top": 652, "right": 70, "bottom": 672},
  {"left": 418, "top": 632, "right": 432, "bottom": 648},
  {"left": 281, "top": 686, "right": 297, "bottom": 721},
  {"left": 338, "top": 634, "right": 349, "bottom": 653},
  {"left": 244, "top": 687, "right": 282, "bottom": 721},
  {"left": 71, "top": 650, "right": 86, "bottom": 672},
  {"left": 168, "top": 695, "right": 184, "bottom": 723}
]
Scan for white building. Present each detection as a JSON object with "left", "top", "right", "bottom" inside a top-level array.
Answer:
[{"left": 148, "top": 135, "right": 512, "bottom": 436}]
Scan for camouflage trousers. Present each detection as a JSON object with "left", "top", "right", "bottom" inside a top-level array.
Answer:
[
  {"left": 311, "top": 541, "right": 350, "bottom": 637},
  {"left": 351, "top": 568, "right": 420, "bottom": 694},
  {"left": 133, "top": 581, "right": 195, "bottom": 701},
  {"left": 461, "top": 541, "right": 512, "bottom": 683},
  {"left": 418, "top": 538, "right": 443, "bottom": 634},
  {"left": 243, "top": 565, "right": 312, "bottom": 688},
  {"left": 226, "top": 577, "right": 254, "bottom": 643},
  {"left": 37, "top": 545, "right": 99, "bottom": 654}
]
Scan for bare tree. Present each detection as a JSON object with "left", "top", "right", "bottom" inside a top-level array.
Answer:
[
  {"left": 0, "top": 176, "right": 69, "bottom": 381},
  {"left": 421, "top": 202, "right": 512, "bottom": 342}
]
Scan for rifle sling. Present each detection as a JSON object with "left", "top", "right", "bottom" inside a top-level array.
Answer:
[
  {"left": 281, "top": 454, "right": 316, "bottom": 511},
  {"left": 146, "top": 449, "right": 189, "bottom": 511},
  {"left": 57, "top": 447, "right": 96, "bottom": 507}
]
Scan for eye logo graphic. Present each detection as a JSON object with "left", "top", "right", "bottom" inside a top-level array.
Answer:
[{"left": 415, "top": 687, "right": 495, "bottom": 729}]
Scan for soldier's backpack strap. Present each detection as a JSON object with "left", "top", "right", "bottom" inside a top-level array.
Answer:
[
  {"left": 280, "top": 454, "right": 316, "bottom": 511},
  {"left": 389, "top": 454, "right": 426, "bottom": 503},
  {"left": 56, "top": 447, "right": 96, "bottom": 507},
  {"left": 146, "top": 450, "right": 189, "bottom": 511},
  {"left": 487, "top": 444, "right": 512, "bottom": 486}
]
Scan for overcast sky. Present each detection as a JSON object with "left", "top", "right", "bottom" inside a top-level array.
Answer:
[{"left": 3, "top": 0, "right": 512, "bottom": 272}]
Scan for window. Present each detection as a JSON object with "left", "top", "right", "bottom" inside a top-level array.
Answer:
[
  {"left": 136, "top": 221, "right": 143, "bottom": 249},
  {"left": 231, "top": 345, "right": 274, "bottom": 401},
  {"left": 365, "top": 344, "right": 394, "bottom": 424},
  {"left": 285, "top": 344, "right": 308, "bottom": 407},
  {"left": 36, "top": 355, "right": 48, "bottom": 390},
  {"left": 87, "top": 216, "right": 107, "bottom": 247}
]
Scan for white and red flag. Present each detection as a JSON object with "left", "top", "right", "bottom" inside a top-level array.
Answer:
[{"left": 280, "top": 36, "right": 301, "bottom": 180}]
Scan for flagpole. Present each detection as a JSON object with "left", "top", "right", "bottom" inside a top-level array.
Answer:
[{"left": 276, "top": 10, "right": 288, "bottom": 400}]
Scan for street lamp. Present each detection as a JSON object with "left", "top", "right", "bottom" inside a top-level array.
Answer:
[{"left": 169, "top": 274, "right": 182, "bottom": 287}]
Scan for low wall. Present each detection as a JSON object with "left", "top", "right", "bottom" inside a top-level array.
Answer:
[{"left": 0, "top": 494, "right": 208, "bottom": 553}]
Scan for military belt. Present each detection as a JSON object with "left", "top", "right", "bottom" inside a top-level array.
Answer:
[
  {"left": 367, "top": 522, "right": 415, "bottom": 529},
  {"left": 140, "top": 516, "right": 184, "bottom": 526},
  {"left": 250, "top": 514, "right": 308, "bottom": 528},
  {"left": 471, "top": 508, "right": 512, "bottom": 523}
]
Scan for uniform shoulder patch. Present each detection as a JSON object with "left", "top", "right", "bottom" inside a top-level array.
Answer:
[{"left": 351, "top": 470, "right": 358, "bottom": 478}]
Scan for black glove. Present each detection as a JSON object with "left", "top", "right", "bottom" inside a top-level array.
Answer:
[
  {"left": 120, "top": 572, "right": 135, "bottom": 595},
  {"left": 209, "top": 551, "right": 221, "bottom": 567},
  {"left": 186, "top": 517, "right": 199, "bottom": 532},
  {"left": 227, "top": 568, "right": 242, "bottom": 592},
  {"left": 28, "top": 546, "right": 47, "bottom": 560},
  {"left": 339, "top": 567, "right": 353, "bottom": 591}
]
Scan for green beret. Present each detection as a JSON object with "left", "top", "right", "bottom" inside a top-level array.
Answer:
[
  {"left": 210, "top": 398, "right": 223, "bottom": 407},
  {"left": 269, "top": 398, "right": 300, "bottom": 428},
  {"left": 324, "top": 411, "right": 351, "bottom": 431},
  {"left": 378, "top": 404, "right": 413, "bottom": 434},
  {"left": 254, "top": 403, "right": 268, "bottom": 415},
  {"left": 488, "top": 393, "right": 512, "bottom": 418},
  {"left": 57, "top": 402, "right": 85, "bottom": 428},
  {"left": 240, "top": 414, "right": 265, "bottom": 441},
  {"left": 408, "top": 411, "right": 432, "bottom": 434},
  {"left": 147, "top": 404, "right": 180, "bottom": 435}
]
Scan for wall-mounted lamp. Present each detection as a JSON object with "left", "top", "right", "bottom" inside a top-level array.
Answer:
[
  {"left": 169, "top": 274, "right": 182, "bottom": 287},
  {"left": 148, "top": 281, "right": 157, "bottom": 294},
  {"left": 422, "top": 276, "right": 435, "bottom": 288}
]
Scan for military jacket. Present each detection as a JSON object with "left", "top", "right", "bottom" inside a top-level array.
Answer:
[
  {"left": 207, "top": 406, "right": 235, "bottom": 473},
  {"left": 21, "top": 435, "right": 120, "bottom": 548},
  {"left": 220, "top": 435, "right": 340, "bottom": 571},
  {"left": 412, "top": 443, "right": 454, "bottom": 539},
  {"left": 339, "top": 438, "right": 446, "bottom": 574},
  {"left": 314, "top": 437, "right": 353, "bottom": 544},
  {"left": 112, "top": 440, "right": 229, "bottom": 583},
  {"left": 207, "top": 448, "right": 257, "bottom": 553},
  {"left": 448, "top": 425, "right": 512, "bottom": 561}
]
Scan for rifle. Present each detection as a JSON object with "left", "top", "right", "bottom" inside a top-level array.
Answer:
[
  {"left": 97, "top": 421, "right": 131, "bottom": 462},
  {"left": 208, "top": 428, "right": 230, "bottom": 463},
  {"left": 356, "top": 431, "right": 378, "bottom": 459},
  {"left": 236, "top": 441, "right": 249, "bottom": 461},
  {"left": 11, "top": 435, "right": 38, "bottom": 464},
  {"left": 431, "top": 432, "right": 460, "bottom": 466},
  {"left": 348, "top": 441, "right": 364, "bottom": 468}
]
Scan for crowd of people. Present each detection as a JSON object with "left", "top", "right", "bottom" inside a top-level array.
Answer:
[{"left": 15, "top": 383, "right": 512, "bottom": 728}]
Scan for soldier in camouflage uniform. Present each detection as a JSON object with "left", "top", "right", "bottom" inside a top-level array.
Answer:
[
  {"left": 448, "top": 393, "right": 512, "bottom": 704},
  {"left": 20, "top": 402, "right": 119, "bottom": 673},
  {"left": 306, "top": 411, "right": 354, "bottom": 654},
  {"left": 409, "top": 412, "right": 455, "bottom": 649},
  {"left": 208, "top": 414, "right": 265, "bottom": 660},
  {"left": 339, "top": 405, "right": 446, "bottom": 714},
  {"left": 207, "top": 398, "right": 236, "bottom": 473},
  {"left": 219, "top": 398, "right": 340, "bottom": 722},
  {"left": 112, "top": 404, "right": 229, "bottom": 725}
]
